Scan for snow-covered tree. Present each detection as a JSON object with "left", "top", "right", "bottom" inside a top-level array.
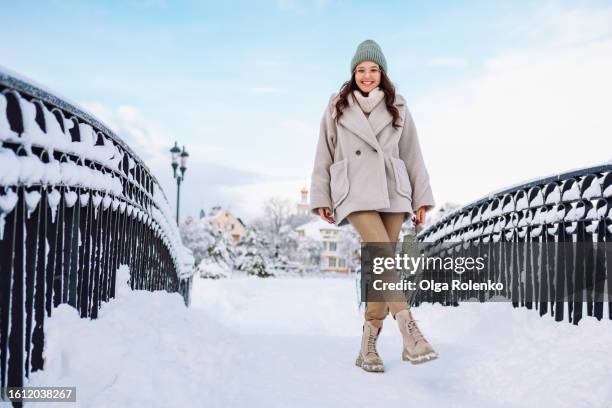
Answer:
[
  {"left": 180, "top": 216, "right": 212, "bottom": 265},
  {"left": 206, "top": 225, "right": 235, "bottom": 266},
  {"left": 234, "top": 226, "right": 273, "bottom": 277},
  {"left": 196, "top": 259, "right": 230, "bottom": 279},
  {"left": 180, "top": 215, "right": 235, "bottom": 278}
]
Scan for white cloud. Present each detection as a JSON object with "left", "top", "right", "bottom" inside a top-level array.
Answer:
[
  {"left": 279, "top": 118, "right": 317, "bottom": 140},
  {"left": 82, "top": 102, "right": 173, "bottom": 168},
  {"left": 413, "top": 4, "right": 612, "bottom": 209},
  {"left": 510, "top": 3, "right": 612, "bottom": 48},
  {"left": 219, "top": 178, "right": 309, "bottom": 222}
]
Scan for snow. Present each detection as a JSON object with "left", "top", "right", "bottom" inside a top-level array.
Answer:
[
  {"left": 64, "top": 191, "right": 77, "bottom": 208},
  {"left": 0, "top": 94, "right": 16, "bottom": 139},
  {"left": 0, "top": 147, "right": 20, "bottom": 185},
  {"left": 544, "top": 185, "right": 560, "bottom": 204},
  {"left": 562, "top": 182, "right": 581, "bottom": 201},
  {"left": 0, "top": 189, "right": 18, "bottom": 239},
  {"left": 102, "top": 194, "right": 112, "bottom": 210},
  {"left": 196, "top": 259, "right": 231, "bottom": 279},
  {"left": 48, "top": 189, "right": 61, "bottom": 222},
  {"left": 25, "top": 190, "right": 41, "bottom": 217},
  {"left": 0, "top": 146, "right": 124, "bottom": 196},
  {"left": 0, "top": 190, "right": 19, "bottom": 213},
  {"left": 604, "top": 182, "right": 612, "bottom": 198},
  {"left": 19, "top": 155, "right": 45, "bottom": 185},
  {"left": 583, "top": 177, "right": 602, "bottom": 199},
  {"left": 24, "top": 266, "right": 612, "bottom": 407}
]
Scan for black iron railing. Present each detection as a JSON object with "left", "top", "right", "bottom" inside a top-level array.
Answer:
[
  {"left": 0, "top": 68, "right": 194, "bottom": 403},
  {"left": 416, "top": 164, "right": 612, "bottom": 324}
]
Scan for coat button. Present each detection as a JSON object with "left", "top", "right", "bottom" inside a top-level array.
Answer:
[
  {"left": 373, "top": 148, "right": 378, "bottom": 153},
  {"left": 355, "top": 150, "right": 361, "bottom": 156}
]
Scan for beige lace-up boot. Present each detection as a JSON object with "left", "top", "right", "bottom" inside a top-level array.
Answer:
[
  {"left": 395, "top": 309, "right": 438, "bottom": 364},
  {"left": 355, "top": 320, "right": 384, "bottom": 372}
]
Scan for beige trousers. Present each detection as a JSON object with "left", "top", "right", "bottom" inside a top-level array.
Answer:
[{"left": 347, "top": 210, "right": 410, "bottom": 329}]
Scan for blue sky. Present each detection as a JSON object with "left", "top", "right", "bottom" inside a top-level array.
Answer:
[{"left": 2, "top": 0, "right": 612, "bottom": 222}]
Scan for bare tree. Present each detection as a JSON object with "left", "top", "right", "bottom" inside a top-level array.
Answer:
[{"left": 260, "top": 196, "right": 292, "bottom": 236}]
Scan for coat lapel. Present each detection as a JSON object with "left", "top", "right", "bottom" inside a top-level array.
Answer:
[
  {"left": 370, "top": 94, "right": 406, "bottom": 135},
  {"left": 337, "top": 95, "right": 379, "bottom": 150},
  {"left": 368, "top": 100, "right": 393, "bottom": 136},
  {"left": 336, "top": 93, "right": 406, "bottom": 150}
]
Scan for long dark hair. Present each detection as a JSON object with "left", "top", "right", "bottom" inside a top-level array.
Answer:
[{"left": 334, "top": 67, "right": 402, "bottom": 128}]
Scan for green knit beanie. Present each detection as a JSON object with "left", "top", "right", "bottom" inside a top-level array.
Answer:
[{"left": 350, "top": 39, "right": 388, "bottom": 74}]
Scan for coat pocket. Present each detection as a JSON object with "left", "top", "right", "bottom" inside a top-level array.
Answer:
[
  {"left": 329, "top": 159, "right": 350, "bottom": 210},
  {"left": 391, "top": 157, "right": 413, "bottom": 199}
]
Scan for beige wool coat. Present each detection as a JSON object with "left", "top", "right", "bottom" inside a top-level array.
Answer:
[{"left": 309, "top": 91, "right": 436, "bottom": 227}]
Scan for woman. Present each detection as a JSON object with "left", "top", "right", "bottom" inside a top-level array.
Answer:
[{"left": 309, "top": 39, "right": 438, "bottom": 372}]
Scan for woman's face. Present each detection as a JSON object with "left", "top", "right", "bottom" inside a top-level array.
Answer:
[{"left": 354, "top": 61, "right": 381, "bottom": 94}]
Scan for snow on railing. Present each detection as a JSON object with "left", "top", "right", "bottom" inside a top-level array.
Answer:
[
  {"left": 414, "top": 164, "right": 612, "bottom": 325},
  {"left": 0, "top": 67, "right": 194, "bottom": 397},
  {"left": 419, "top": 164, "right": 612, "bottom": 242}
]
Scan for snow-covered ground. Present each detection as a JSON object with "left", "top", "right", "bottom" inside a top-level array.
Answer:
[{"left": 26, "top": 266, "right": 612, "bottom": 407}]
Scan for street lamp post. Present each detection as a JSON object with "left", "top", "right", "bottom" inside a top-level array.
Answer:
[{"left": 170, "top": 141, "right": 189, "bottom": 224}]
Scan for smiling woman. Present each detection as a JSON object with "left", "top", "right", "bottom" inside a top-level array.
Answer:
[{"left": 308, "top": 39, "right": 438, "bottom": 373}]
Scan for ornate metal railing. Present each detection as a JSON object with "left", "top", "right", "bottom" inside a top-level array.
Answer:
[
  {"left": 416, "top": 164, "right": 612, "bottom": 324},
  {"left": 0, "top": 68, "right": 194, "bottom": 401}
]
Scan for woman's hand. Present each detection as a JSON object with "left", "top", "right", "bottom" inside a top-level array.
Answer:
[
  {"left": 318, "top": 207, "right": 335, "bottom": 224},
  {"left": 414, "top": 206, "right": 427, "bottom": 226}
]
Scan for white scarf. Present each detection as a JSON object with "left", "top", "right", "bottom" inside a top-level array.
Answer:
[{"left": 353, "top": 87, "right": 385, "bottom": 114}]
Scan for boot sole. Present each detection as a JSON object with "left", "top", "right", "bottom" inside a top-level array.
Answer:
[
  {"left": 355, "top": 355, "right": 384, "bottom": 372},
  {"left": 402, "top": 351, "right": 438, "bottom": 365}
]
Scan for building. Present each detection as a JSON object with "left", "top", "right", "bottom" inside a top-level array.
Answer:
[
  {"left": 296, "top": 186, "right": 310, "bottom": 216},
  {"left": 295, "top": 218, "right": 349, "bottom": 273},
  {"left": 200, "top": 206, "right": 246, "bottom": 244},
  {"left": 294, "top": 188, "right": 349, "bottom": 273}
]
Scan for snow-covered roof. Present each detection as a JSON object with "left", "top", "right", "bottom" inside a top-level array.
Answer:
[{"left": 295, "top": 218, "right": 340, "bottom": 240}]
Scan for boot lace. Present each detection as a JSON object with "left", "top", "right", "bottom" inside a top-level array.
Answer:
[
  {"left": 406, "top": 319, "right": 425, "bottom": 344},
  {"left": 367, "top": 332, "right": 378, "bottom": 355}
]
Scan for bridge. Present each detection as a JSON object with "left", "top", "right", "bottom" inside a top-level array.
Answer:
[{"left": 0, "top": 68, "right": 194, "bottom": 402}]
